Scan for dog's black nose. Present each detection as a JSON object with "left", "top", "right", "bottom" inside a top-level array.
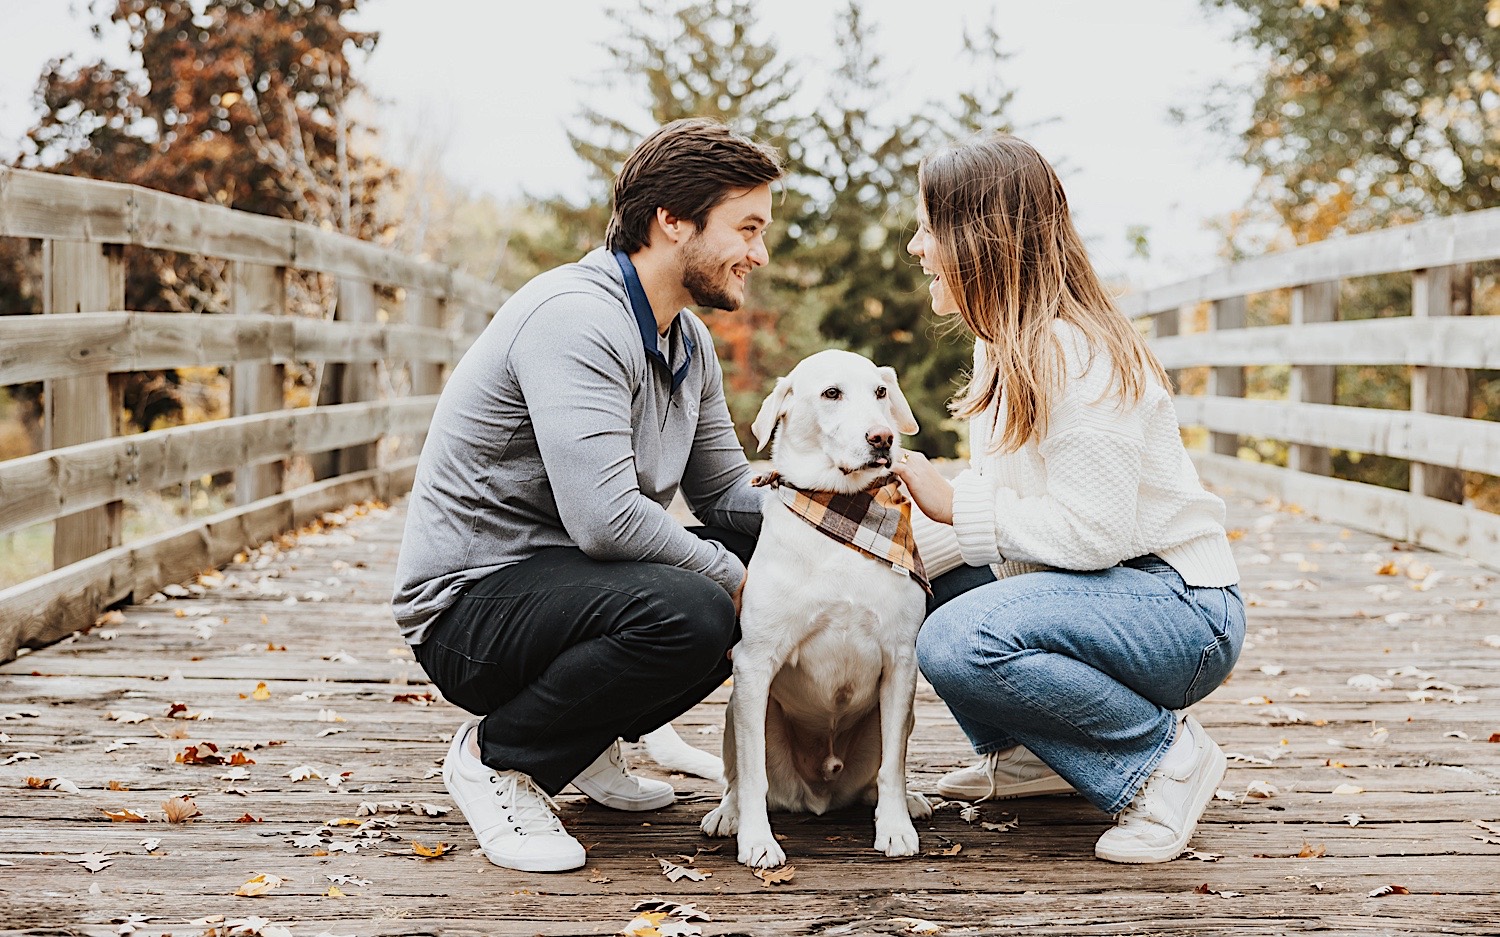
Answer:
[{"left": 866, "top": 427, "right": 893, "bottom": 449}]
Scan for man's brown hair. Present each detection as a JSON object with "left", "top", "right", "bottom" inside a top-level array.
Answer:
[{"left": 605, "top": 118, "right": 784, "bottom": 254}]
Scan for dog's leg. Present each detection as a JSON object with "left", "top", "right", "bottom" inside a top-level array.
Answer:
[
  {"left": 871, "top": 648, "right": 922, "bottom": 857},
  {"left": 727, "top": 651, "right": 787, "bottom": 868},
  {"left": 700, "top": 693, "right": 740, "bottom": 838}
]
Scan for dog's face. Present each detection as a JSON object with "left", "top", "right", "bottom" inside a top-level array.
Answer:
[{"left": 751, "top": 350, "right": 919, "bottom": 494}]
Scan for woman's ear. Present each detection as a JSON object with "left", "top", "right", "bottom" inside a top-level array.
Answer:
[
  {"left": 877, "top": 366, "right": 919, "bottom": 436},
  {"left": 751, "top": 377, "right": 793, "bottom": 451}
]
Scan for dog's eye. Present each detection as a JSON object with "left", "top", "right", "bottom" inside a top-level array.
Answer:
[
  {"left": 875, "top": 386, "right": 888, "bottom": 400},
  {"left": 821, "top": 387, "right": 842, "bottom": 401}
]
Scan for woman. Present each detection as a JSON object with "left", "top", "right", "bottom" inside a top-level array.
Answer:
[{"left": 892, "top": 134, "right": 1245, "bottom": 864}]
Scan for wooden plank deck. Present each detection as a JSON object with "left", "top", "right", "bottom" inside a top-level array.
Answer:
[{"left": 2, "top": 488, "right": 1499, "bottom": 936}]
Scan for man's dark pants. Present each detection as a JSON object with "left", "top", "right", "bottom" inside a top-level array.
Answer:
[{"left": 413, "top": 527, "right": 753, "bottom": 796}]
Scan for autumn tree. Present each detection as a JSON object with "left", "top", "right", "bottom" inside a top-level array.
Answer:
[{"left": 5, "top": 0, "right": 389, "bottom": 436}]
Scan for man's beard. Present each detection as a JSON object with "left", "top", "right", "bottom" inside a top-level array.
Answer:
[{"left": 681, "top": 236, "right": 742, "bottom": 311}]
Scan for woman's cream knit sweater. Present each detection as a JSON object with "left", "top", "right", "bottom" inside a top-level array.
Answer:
[{"left": 912, "top": 322, "right": 1239, "bottom": 587}]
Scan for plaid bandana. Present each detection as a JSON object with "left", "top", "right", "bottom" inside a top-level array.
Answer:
[{"left": 752, "top": 472, "right": 931, "bottom": 595}]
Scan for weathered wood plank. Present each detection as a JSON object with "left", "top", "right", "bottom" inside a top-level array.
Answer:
[
  {"left": 1208, "top": 297, "right": 1247, "bottom": 457},
  {"left": 231, "top": 261, "right": 288, "bottom": 505},
  {"left": 1171, "top": 397, "right": 1500, "bottom": 477},
  {"left": 1152, "top": 316, "right": 1500, "bottom": 371},
  {"left": 1409, "top": 266, "right": 1472, "bottom": 503},
  {"left": 1119, "top": 203, "right": 1500, "bottom": 317},
  {"left": 0, "top": 400, "right": 436, "bottom": 534},
  {"left": 1287, "top": 280, "right": 1338, "bottom": 477}
]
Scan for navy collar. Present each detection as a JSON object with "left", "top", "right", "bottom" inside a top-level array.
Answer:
[{"left": 613, "top": 250, "right": 695, "bottom": 394}]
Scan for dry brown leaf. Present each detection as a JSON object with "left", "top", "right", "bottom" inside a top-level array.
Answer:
[
  {"left": 393, "top": 691, "right": 436, "bottom": 705},
  {"left": 107, "top": 780, "right": 129, "bottom": 791},
  {"left": 1297, "top": 842, "right": 1327, "bottom": 858},
  {"left": 24, "top": 776, "right": 45, "bottom": 789},
  {"left": 265, "top": 642, "right": 286, "bottom": 652},
  {"left": 101, "top": 808, "right": 149, "bottom": 823},
  {"left": 1368, "top": 884, "right": 1410, "bottom": 897},
  {"left": 752, "top": 864, "right": 796, "bottom": 887},
  {"left": 234, "top": 872, "right": 287, "bottom": 897},
  {"left": 658, "top": 857, "right": 711, "bottom": 881},
  {"left": 235, "top": 813, "right": 262, "bottom": 823},
  {"left": 588, "top": 867, "right": 612, "bottom": 884},
  {"left": 1489, "top": 732, "right": 1500, "bottom": 743},
  {"left": 1375, "top": 561, "right": 1400, "bottom": 576},
  {"left": 249, "top": 682, "right": 272, "bottom": 702},
  {"left": 162, "top": 795, "right": 200, "bottom": 823},
  {"left": 95, "top": 610, "right": 125, "bottom": 627},
  {"left": 411, "top": 840, "right": 452, "bottom": 858},
  {"left": 929, "top": 842, "right": 962, "bottom": 856}
]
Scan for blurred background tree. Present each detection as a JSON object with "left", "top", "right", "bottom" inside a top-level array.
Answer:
[
  {"left": 1195, "top": 0, "right": 1500, "bottom": 502},
  {"left": 513, "top": 0, "right": 1023, "bottom": 456}
]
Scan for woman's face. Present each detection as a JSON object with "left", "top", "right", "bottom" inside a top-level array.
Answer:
[{"left": 907, "top": 209, "right": 961, "bottom": 318}]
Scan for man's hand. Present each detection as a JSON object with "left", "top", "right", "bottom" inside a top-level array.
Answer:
[{"left": 891, "top": 450, "right": 955, "bottom": 525}]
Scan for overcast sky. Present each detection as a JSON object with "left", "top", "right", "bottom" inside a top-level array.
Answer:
[{"left": 1, "top": 0, "right": 1262, "bottom": 289}]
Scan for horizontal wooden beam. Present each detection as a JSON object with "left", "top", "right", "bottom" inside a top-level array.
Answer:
[
  {"left": 0, "top": 167, "right": 506, "bottom": 310},
  {"left": 1191, "top": 452, "right": 1500, "bottom": 570},
  {"left": 0, "top": 458, "right": 420, "bottom": 662},
  {"left": 0, "top": 398, "right": 436, "bottom": 535},
  {"left": 0, "top": 312, "right": 470, "bottom": 385},
  {"left": 1151, "top": 316, "right": 1500, "bottom": 370},
  {"left": 1174, "top": 396, "right": 1500, "bottom": 477},
  {"left": 1120, "top": 205, "right": 1500, "bottom": 318}
]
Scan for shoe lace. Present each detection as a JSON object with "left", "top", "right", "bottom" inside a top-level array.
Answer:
[
  {"left": 980, "top": 751, "right": 1004, "bottom": 800},
  {"left": 492, "top": 772, "right": 564, "bottom": 835}
]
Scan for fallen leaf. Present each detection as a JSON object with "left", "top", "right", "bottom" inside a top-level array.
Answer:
[
  {"left": 107, "top": 780, "right": 129, "bottom": 791},
  {"left": 392, "top": 691, "right": 436, "bottom": 705},
  {"left": 162, "top": 796, "right": 200, "bottom": 823},
  {"left": 1194, "top": 883, "right": 1245, "bottom": 898},
  {"left": 1368, "top": 884, "right": 1410, "bottom": 898},
  {"left": 286, "top": 765, "right": 323, "bottom": 782},
  {"left": 589, "top": 867, "right": 613, "bottom": 884},
  {"left": 658, "top": 856, "right": 711, "bottom": 881},
  {"left": 890, "top": 918, "right": 943, "bottom": 936},
  {"left": 1297, "top": 842, "right": 1327, "bottom": 858},
  {"left": 411, "top": 841, "right": 452, "bottom": 858},
  {"left": 1344, "top": 813, "right": 1364, "bottom": 827},
  {"left": 1245, "top": 780, "right": 1279, "bottom": 799},
  {"left": 101, "top": 808, "right": 149, "bottom": 823},
  {"left": 107, "top": 710, "right": 151, "bottom": 724},
  {"left": 235, "top": 813, "right": 263, "bottom": 823},
  {"left": 250, "top": 682, "right": 271, "bottom": 702},
  {"left": 1332, "top": 783, "right": 1365, "bottom": 795},
  {"left": 1182, "top": 850, "right": 1222, "bottom": 861},
  {"left": 325, "top": 885, "right": 345, "bottom": 898},
  {"left": 234, "top": 872, "right": 287, "bottom": 897},
  {"left": 65, "top": 852, "right": 113, "bottom": 872},
  {"left": 981, "top": 817, "right": 1019, "bottom": 833},
  {"left": 1258, "top": 664, "right": 1286, "bottom": 677},
  {"left": 928, "top": 842, "right": 962, "bottom": 856},
  {"left": 140, "top": 838, "right": 161, "bottom": 852},
  {"left": 752, "top": 864, "right": 796, "bottom": 886},
  {"left": 958, "top": 804, "right": 981, "bottom": 823}
]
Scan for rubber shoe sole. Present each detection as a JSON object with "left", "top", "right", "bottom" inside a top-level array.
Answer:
[{"left": 935, "top": 773, "right": 1075, "bottom": 801}]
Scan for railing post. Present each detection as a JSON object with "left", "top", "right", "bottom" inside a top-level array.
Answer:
[
  {"left": 1288, "top": 280, "right": 1337, "bottom": 476},
  {"left": 1208, "top": 296, "right": 1246, "bottom": 457},
  {"left": 406, "top": 290, "right": 446, "bottom": 456},
  {"left": 1410, "top": 265, "right": 1472, "bottom": 502},
  {"left": 312, "top": 278, "right": 381, "bottom": 479},
  {"left": 231, "top": 262, "right": 287, "bottom": 505},
  {"left": 1150, "top": 304, "right": 1183, "bottom": 391},
  {"left": 43, "top": 240, "right": 125, "bottom": 569}
]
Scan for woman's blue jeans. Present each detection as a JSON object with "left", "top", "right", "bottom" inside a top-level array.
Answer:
[{"left": 917, "top": 556, "right": 1245, "bottom": 815}]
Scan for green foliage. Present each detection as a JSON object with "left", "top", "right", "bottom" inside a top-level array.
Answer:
[
  {"left": 512, "top": 0, "right": 1024, "bottom": 457},
  {"left": 1202, "top": 0, "right": 1500, "bottom": 240}
]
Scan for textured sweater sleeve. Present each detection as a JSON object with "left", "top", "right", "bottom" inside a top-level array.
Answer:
[
  {"left": 680, "top": 317, "right": 764, "bottom": 536},
  {"left": 951, "top": 336, "right": 1149, "bottom": 572},
  {"left": 508, "top": 296, "right": 745, "bottom": 595}
]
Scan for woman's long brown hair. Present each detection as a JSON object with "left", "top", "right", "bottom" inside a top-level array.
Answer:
[{"left": 919, "top": 134, "right": 1169, "bottom": 453}]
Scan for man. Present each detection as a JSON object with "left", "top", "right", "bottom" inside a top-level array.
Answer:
[{"left": 392, "top": 119, "right": 782, "bottom": 873}]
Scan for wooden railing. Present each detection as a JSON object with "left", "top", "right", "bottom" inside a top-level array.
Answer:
[
  {"left": 1121, "top": 209, "right": 1500, "bottom": 570},
  {"left": 0, "top": 167, "right": 503, "bottom": 660}
]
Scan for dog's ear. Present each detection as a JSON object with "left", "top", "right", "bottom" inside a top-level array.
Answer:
[
  {"left": 751, "top": 377, "right": 793, "bottom": 451},
  {"left": 877, "top": 366, "right": 919, "bottom": 436}
]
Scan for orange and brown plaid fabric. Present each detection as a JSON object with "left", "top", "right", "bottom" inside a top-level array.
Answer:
[{"left": 752, "top": 472, "right": 931, "bottom": 594}]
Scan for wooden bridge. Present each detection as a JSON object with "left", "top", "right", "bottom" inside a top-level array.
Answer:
[{"left": 1, "top": 168, "right": 1497, "bottom": 935}]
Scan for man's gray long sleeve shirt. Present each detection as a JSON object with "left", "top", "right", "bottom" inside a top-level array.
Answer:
[{"left": 391, "top": 248, "right": 763, "bottom": 645}]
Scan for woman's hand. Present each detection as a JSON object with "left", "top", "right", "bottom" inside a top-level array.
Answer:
[{"left": 892, "top": 450, "right": 955, "bottom": 525}]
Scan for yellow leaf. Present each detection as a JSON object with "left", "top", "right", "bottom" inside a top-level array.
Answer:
[
  {"left": 325, "top": 885, "right": 345, "bottom": 898},
  {"left": 411, "top": 840, "right": 451, "bottom": 858},
  {"left": 234, "top": 872, "right": 287, "bottom": 897},
  {"left": 251, "top": 682, "right": 271, "bottom": 701},
  {"left": 95, "top": 610, "right": 125, "bottom": 626},
  {"left": 327, "top": 817, "right": 363, "bottom": 827},
  {"left": 621, "top": 911, "right": 669, "bottom": 937},
  {"left": 101, "top": 808, "right": 148, "bottom": 822}
]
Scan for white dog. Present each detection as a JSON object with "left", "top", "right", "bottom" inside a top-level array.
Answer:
[{"left": 699, "top": 349, "right": 932, "bottom": 869}]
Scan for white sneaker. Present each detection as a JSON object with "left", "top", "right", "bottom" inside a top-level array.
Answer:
[
  {"left": 1095, "top": 714, "right": 1226, "bottom": 864},
  {"left": 570, "top": 739, "right": 676, "bottom": 811},
  {"left": 935, "top": 745, "right": 1075, "bottom": 801},
  {"left": 442, "top": 719, "right": 585, "bottom": 872}
]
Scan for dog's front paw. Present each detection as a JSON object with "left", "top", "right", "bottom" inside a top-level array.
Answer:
[
  {"left": 701, "top": 801, "right": 739, "bottom": 838},
  {"left": 873, "top": 816, "right": 920, "bottom": 857},
  {"left": 906, "top": 791, "right": 934, "bottom": 819},
  {"left": 737, "top": 831, "right": 786, "bottom": 869}
]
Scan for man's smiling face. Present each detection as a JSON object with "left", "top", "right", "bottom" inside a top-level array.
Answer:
[{"left": 679, "top": 183, "right": 773, "bottom": 310}]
